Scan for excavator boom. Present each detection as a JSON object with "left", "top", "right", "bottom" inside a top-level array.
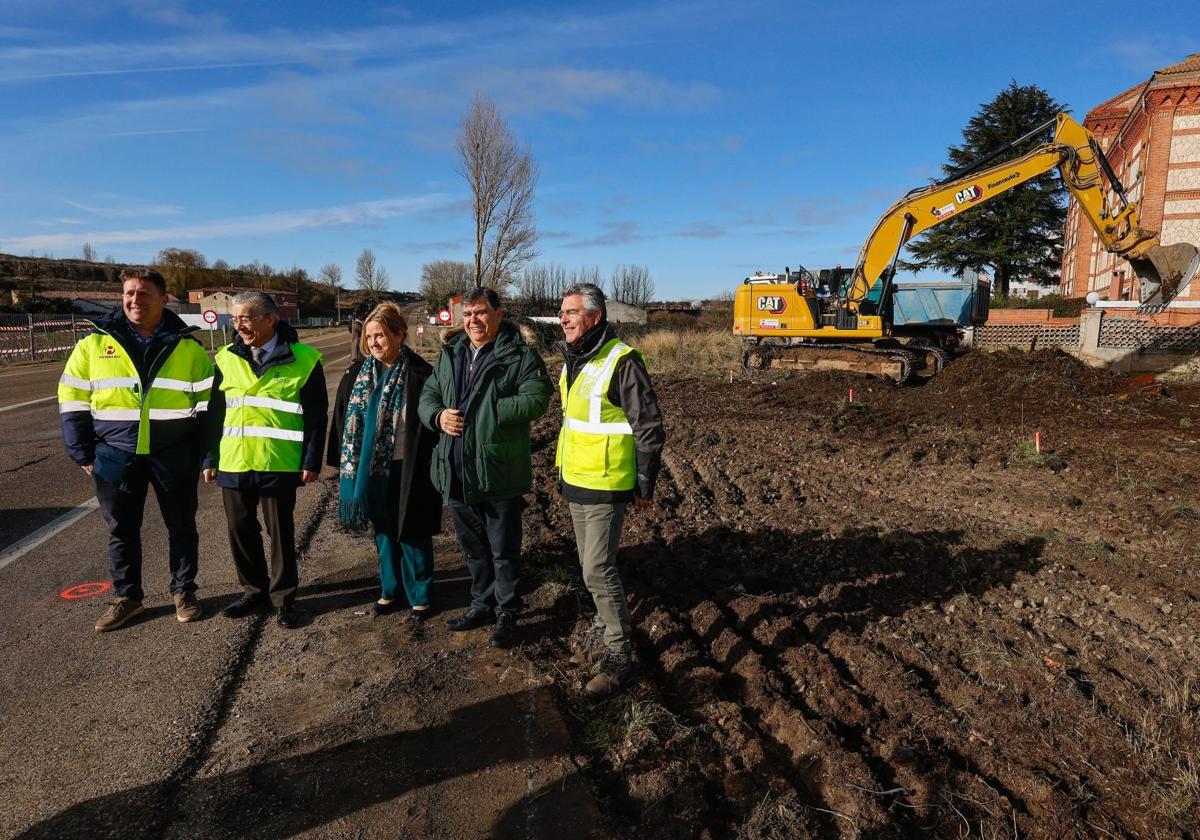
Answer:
[{"left": 846, "top": 113, "right": 1198, "bottom": 308}]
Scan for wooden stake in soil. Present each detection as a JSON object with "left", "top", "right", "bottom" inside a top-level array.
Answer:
[
  {"left": 1035, "top": 431, "right": 1043, "bottom": 454},
  {"left": 848, "top": 387, "right": 855, "bottom": 403}
]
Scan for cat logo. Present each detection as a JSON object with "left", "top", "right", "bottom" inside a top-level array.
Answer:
[
  {"left": 955, "top": 185, "right": 983, "bottom": 205},
  {"left": 757, "top": 295, "right": 786, "bottom": 314}
]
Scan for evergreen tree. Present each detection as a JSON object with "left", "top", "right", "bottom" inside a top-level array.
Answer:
[{"left": 903, "top": 82, "right": 1067, "bottom": 297}]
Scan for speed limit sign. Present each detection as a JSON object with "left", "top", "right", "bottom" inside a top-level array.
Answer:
[{"left": 437, "top": 309, "right": 451, "bottom": 324}]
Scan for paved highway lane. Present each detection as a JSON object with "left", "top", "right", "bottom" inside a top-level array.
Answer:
[
  {"left": 0, "top": 329, "right": 353, "bottom": 835},
  {"left": 0, "top": 329, "right": 350, "bottom": 552}
]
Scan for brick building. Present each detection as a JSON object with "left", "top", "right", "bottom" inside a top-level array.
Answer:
[
  {"left": 1061, "top": 52, "right": 1200, "bottom": 302},
  {"left": 187, "top": 287, "right": 298, "bottom": 320}
]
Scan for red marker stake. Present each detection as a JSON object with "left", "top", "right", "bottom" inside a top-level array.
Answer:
[
  {"left": 848, "top": 387, "right": 855, "bottom": 404},
  {"left": 1034, "top": 431, "right": 1043, "bottom": 454}
]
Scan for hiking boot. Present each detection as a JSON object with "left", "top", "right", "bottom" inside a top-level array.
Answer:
[
  {"left": 173, "top": 592, "right": 202, "bottom": 623},
  {"left": 585, "top": 649, "right": 633, "bottom": 700},
  {"left": 95, "top": 598, "right": 144, "bottom": 632},
  {"left": 570, "top": 619, "right": 606, "bottom": 666},
  {"left": 446, "top": 606, "right": 494, "bottom": 632},
  {"left": 222, "top": 594, "right": 267, "bottom": 619},
  {"left": 489, "top": 612, "right": 516, "bottom": 648}
]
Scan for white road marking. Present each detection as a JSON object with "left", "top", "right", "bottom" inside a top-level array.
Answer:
[
  {"left": 0, "top": 395, "right": 57, "bottom": 413},
  {"left": 0, "top": 365, "right": 62, "bottom": 381},
  {"left": 0, "top": 348, "right": 353, "bottom": 569},
  {"left": 0, "top": 497, "right": 100, "bottom": 572}
]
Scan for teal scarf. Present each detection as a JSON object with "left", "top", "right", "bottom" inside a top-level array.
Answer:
[{"left": 337, "top": 356, "right": 406, "bottom": 529}]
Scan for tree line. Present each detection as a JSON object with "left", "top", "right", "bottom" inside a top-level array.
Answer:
[{"left": 419, "top": 260, "right": 655, "bottom": 315}]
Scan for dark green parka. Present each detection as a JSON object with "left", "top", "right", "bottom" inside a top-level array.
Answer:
[{"left": 418, "top": 321, "right": 552, "bottom": 504}]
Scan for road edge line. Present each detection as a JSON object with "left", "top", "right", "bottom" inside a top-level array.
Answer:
[{"left": 0, "top": 497, "right": 100, "bottom": 572}]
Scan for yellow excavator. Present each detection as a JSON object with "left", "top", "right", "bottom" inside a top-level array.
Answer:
[{"left": 733, "top": 112, "right": 1200, "bottom": 382}]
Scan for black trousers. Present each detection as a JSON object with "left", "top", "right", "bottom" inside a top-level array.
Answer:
[
  {"left": 94, "top": 464, "right": 199, "bottom": 602},
  {"left": 446, "top": 495, "right": 524, "bottom": 616},
  {"left": 221, "top": 485, "right": 298, "bottom": 608}
]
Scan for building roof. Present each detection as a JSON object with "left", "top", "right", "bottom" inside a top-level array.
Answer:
[
  {"left": 1155, "top": 51, "right": 1200, "bottom": 78},
  {"left": 1086, "top": 51, "right": 1200, "bottom": 126},
  {"left": 192, "top": 287, "right": 294, "bottom": 297}
]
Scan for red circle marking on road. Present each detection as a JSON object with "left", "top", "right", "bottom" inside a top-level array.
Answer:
[{"left": 60, "top": 582, "right": 112, "bottom": 600}]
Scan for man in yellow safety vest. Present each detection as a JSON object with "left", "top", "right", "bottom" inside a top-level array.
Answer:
[
  {"left": 555, "top": 283, "right": 665, "bottom": 698},
  {"left": 203, "top": 290, "right": 327, "bottom": 629},
  {"left": 59, "top": 268, "right": 213, "bottom": 632}
]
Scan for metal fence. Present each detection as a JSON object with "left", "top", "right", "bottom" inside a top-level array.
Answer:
[{"left": 0, "top": 314, "right": 89, "bottom": 363}]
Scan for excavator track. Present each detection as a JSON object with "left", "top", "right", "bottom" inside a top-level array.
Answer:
[{"left": 742, "top": 342, "right": 934, "bottom": 383}]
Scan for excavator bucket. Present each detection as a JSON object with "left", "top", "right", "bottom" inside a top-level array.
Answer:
[{"left": 1133, "top": 242, "right": 1200, "bottom": 306}]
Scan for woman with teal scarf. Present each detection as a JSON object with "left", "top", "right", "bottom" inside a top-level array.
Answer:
[{"left": 327, "top": 303, "right": 441, "bottom": 617}]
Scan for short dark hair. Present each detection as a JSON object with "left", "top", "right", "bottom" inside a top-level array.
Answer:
[
  {"left": 462, "top": 287, "right": 502, "bottom": 311},
  {"left": 120, "top": 267, "right": 167, "bottom": 295}
]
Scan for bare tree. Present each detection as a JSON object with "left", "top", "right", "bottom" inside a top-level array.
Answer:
[
  {"left": 419, "top": 260, "right": 474, "bottom": 312},
  {"left": 155, "top": 247, "right": 208, "bottom": 297},
  {"left": 240, "top": 260, "right": 274, "bottom": 285},
  {"left": 609, "top": 264, "right": 655, "bottom": 308},
  {"left": 319, "top": 263, "right": 343, "bottom": 289},
  {"left": 81, "top": 243, "right": 96, "bottom": 262},
  {"left": 456, "top": 94, "right": 539, "bottom": 289},
  {"left": 355, "top": 248, "right": 390, "bottom": 292},
  {"left": 515, "top": 263, "right": 581, "bottom": 314}
]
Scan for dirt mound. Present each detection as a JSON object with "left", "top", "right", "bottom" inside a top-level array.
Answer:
[{"left": 929, "top": 348, "right": 1117, "bottom": 402}]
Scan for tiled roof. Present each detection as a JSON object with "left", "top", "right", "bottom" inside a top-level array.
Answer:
[{"left": 1156, "top": 52, "right": 1200, "bottom": 77}]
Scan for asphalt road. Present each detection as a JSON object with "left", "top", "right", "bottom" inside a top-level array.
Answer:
[{"left": 0, "top": 328, "right": 354, "bottom": 836}]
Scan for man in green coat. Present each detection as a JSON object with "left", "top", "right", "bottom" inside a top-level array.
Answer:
[{"left": 418, "top": 288, "right": 551, "bottom": 647}]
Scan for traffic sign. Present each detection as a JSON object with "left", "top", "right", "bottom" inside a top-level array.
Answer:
[
  {"left": 437, "top": 309, "right": 452, "bottom": 324},
  {"left": 202, "top": 309, "right": 218, "bottom": 325}
]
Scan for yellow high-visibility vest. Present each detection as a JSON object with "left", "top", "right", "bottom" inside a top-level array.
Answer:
[
  {"left": 555, "top": 337, "right": 638, "bottom": 491},
  {"left": 214, "top": 342, "right": 321, "bottom": 472}
]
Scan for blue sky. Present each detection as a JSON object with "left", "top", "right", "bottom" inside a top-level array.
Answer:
[{"left": 1, "top": 0, "right": 1198, "bottom": 300}]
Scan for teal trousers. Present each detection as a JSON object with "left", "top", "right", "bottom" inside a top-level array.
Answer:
[{"left": 375, "top": 533, "right": 433, "bottom": 607}]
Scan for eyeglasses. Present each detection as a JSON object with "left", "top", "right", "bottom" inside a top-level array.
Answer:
[
  {"left": 231, "top": 314, "right": 265, "bottom": 326},
  {"left": 558, "top": 308, "right": 582, "bottom": 318}
]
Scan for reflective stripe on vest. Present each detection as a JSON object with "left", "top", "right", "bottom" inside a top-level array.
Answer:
[
  {"left": 555, "top": 338, "right": 638, "bottom": 491},
  {"left": 214, "top": 342, "right": 321, "bottom": 473},
  {"left": 56, "top": 331, "right": 213, "bottom": 454}
]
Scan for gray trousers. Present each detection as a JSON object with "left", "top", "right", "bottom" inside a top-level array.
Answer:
[{"left": 568, "top": 501, "right": 631, "bottom": 655}]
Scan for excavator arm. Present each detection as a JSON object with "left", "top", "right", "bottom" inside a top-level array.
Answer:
[{"left": 844, "top": 113, "right": 1197, "bottom": 309}]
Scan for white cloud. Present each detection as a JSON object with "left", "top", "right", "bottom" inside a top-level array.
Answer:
[{"left": 2, "top": 193, "right": 449, "bottom": 252}]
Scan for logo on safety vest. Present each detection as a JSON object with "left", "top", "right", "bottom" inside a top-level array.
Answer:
[{"left": 99, "top": 344, "right": 117, "bottom": 358}]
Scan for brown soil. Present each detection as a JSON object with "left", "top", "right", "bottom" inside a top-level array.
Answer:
[{"left": 519, "top": 350, "right": 1200, "bottom": 839}]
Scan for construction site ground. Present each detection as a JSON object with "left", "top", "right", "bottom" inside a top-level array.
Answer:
[
  {"left": 521, "top": 349, "right": 1200, "bottom": 839},
  {"left": 3, "top": 347, "right": 1198, "bottom": 838}
]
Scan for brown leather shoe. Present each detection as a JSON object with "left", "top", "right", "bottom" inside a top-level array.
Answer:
[
  {"left": 95, "top": 598, "right": 144, "bottom": 632},
  {"left": 584, "top": 650, "right": 633, "bottom": 699},
  {"left": 174, "top": 592, "right": 202, "bottom": 623}
]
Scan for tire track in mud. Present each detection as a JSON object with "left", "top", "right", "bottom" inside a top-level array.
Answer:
[
  {"left": 658, "top": 451, "right": 1043, "bottom": 830},
  {"left": 653, "top": 442, "right": 1184, "bottom": 836},
  {"left": 635, "top": 456, "right": 912, "bottom": 833},
  {"left": 527, "top": 374, "right": 1200, "bottom": 836}
]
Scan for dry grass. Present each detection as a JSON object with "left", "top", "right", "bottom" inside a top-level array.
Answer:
[{"left": 628, "top": 328, "right": 743, "bottom": 375}]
